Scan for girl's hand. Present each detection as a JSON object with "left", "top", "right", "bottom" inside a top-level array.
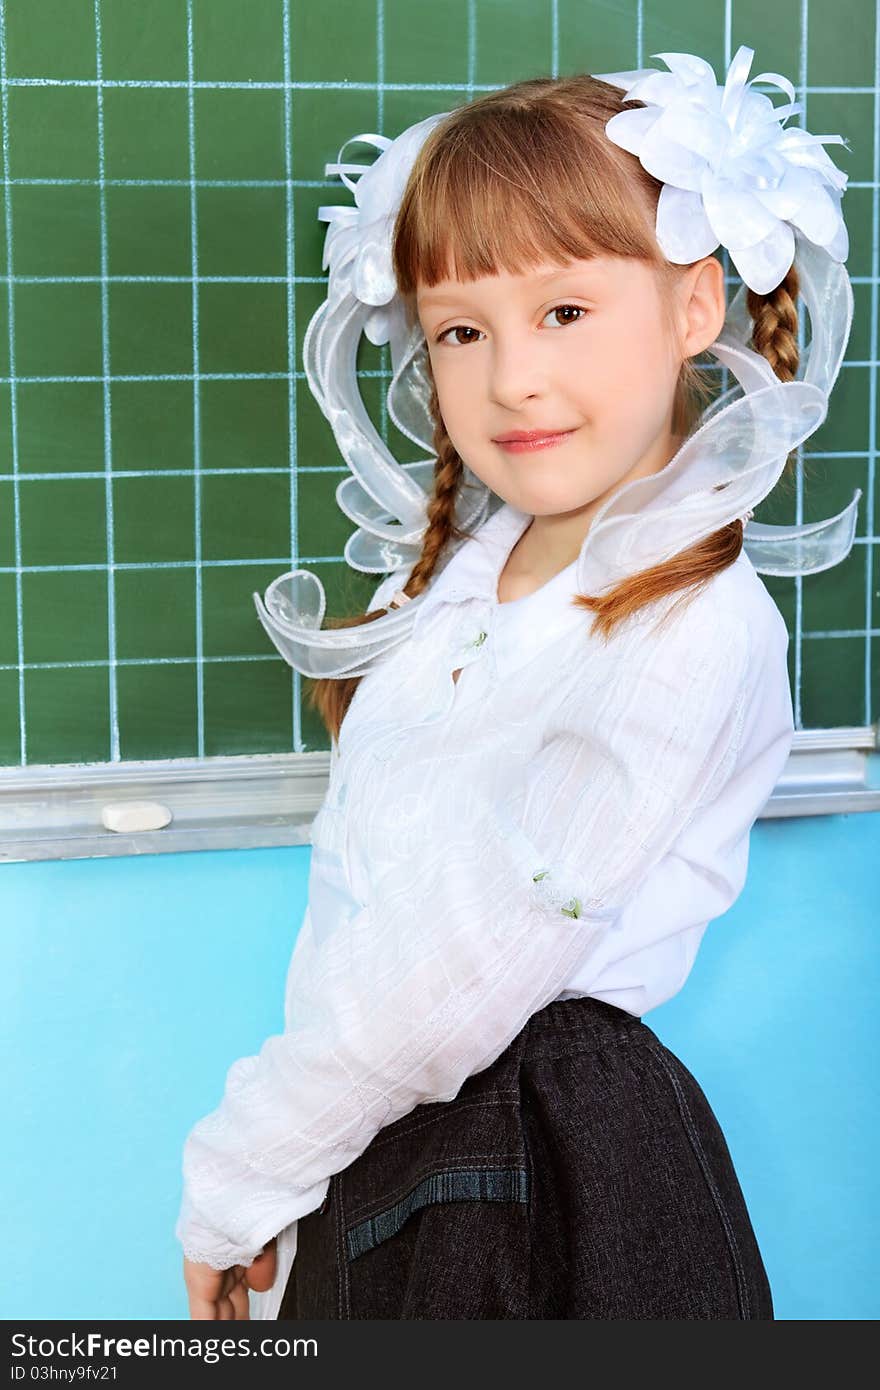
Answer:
[{"left": 184, "top": 1237, "right": 277, "bottom": 1320}]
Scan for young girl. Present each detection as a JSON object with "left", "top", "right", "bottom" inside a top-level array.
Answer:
[{"left": 176, "top": 47, "right": 856, "bottom": 1320}]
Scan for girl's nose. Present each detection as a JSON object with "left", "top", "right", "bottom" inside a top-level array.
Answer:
[{"left": 487, "top": 345, "right": 548, "bottom": 411}]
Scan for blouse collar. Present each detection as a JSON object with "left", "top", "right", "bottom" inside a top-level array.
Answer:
[
  {"left": 410, "top": 499, "right": 589, "bottom": 685},
  {"left": 410, "top": 499, "right": 534, "bottom": 624}
]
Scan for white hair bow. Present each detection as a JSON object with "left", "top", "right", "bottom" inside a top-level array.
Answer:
[
  {"left": 314, "top": 114, "right": 448, "bottom": 348},
  {"left": 598, "top": 45, "right": 850, "bottom": 294}
]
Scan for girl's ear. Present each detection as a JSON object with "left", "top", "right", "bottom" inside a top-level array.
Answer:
[{"left": 678, "top": 255, "right": 727, "bottom": 360}]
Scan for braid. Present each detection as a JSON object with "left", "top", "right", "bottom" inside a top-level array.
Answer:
[
  {"left": 745, "top": 259, "right": 801, "bottom": 493},
  {"left": 306, "top": 371, "right": 471, "bottom": 742},
  {"left": 393, "top": 377, "right": 468, "bottom": 600}
]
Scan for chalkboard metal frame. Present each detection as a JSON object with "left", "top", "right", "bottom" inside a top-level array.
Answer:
[{"left": 1, "top": 725, "right": 877, "bottom": 863}]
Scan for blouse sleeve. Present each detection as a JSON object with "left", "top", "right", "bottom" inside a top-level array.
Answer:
[{"left": 175, "top": 599, "right": 753, "bottom": 1269}]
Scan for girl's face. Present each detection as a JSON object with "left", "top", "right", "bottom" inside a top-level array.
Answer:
[{"left": 417, "top": 253, "right": 724, "bottom": 532}]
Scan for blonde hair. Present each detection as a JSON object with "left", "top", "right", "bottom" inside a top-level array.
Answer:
[{"left": 308, "top": 73, "right": 801, "bottom": 743}]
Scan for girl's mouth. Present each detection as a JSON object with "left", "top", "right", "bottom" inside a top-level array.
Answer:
[{"left": 494, "top": 429, "right": 576, "bottom": 454}]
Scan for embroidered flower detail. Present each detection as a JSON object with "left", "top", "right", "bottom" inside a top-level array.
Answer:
[{"left": 531, "top": 867, "right": 583, "bottom": 918}]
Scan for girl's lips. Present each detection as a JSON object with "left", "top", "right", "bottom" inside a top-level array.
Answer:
[{"left": 495, "top": 429, "right": 576, "bottom": 454}]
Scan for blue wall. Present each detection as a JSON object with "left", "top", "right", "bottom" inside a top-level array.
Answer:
[{"left": 2, "top": 811, "right": 878, "bottom": 1320}]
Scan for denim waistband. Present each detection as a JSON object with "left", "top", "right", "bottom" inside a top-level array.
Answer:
[{"left": 522, "top": 995, "right": 645, "bottom": 1045}]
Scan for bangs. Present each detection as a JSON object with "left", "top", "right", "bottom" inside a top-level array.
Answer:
[{"left": 392, "top": 82, "right": 666, "bottom": 298}]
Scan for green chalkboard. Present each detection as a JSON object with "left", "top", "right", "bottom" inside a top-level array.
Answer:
[{"left": 0, "top": 0, "right": 876, "bottom": 770}]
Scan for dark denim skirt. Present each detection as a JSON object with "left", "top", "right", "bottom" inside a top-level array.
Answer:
[{"left": 278, "top": 995, "right": 774, "bottom": 1320}]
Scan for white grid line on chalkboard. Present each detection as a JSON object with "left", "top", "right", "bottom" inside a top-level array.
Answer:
[
  {"left": 0, "top": 270, "right": 878, "bottom": 281},
  {"left": 376, "top": 0, "right": 389, "bottom": 500},
  {"left": 0, "top": 78, "right": 870, "bottom": 94},
  {"left": 0, "top": 452, "right": 873, "bottom": 483},
  {"left": 794, "top": 1, "right": 809, "bottom": 727},
  {"left": 0, "top": 355, "right": 875, "bottom": 373},
  {"left": 867, "top": 0, "right": 878, "bottom": 727},
  {"left": 183, "top": 0, "right": 206, "bottom": 759},
  {"left": 280, "top": 0, "right": 301, "bottom": 751},
  {"left": 5, "top": 620, "right": 875, "bottom": 674},
  {"left": 1, "top": 176, "right": 876, "bottom": 188},
  {"left": 93, "top": 0, "right": 120, "bottom": 759},
  {"left": 2, "top": 530, "right": 876, "bottom": 571},
  {"left": 0, "top": 1, "right": 24, "bottom": 762}
]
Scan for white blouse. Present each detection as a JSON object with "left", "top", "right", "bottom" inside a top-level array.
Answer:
[{"left": 175, "top": 498, "right": 795, "bottom": 1319}]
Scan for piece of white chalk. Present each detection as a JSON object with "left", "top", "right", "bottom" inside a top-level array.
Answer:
[{"left": 101, "top": 800, "right": 173, "bottom": 833}]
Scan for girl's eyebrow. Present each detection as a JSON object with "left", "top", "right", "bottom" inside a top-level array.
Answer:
[{"left": 419, "top": 266, "right": 602, "bottom": 308}]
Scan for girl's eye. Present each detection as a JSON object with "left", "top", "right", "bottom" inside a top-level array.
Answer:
[{"left": 434, "top": 303, "right": 588, "bottom": 347}]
